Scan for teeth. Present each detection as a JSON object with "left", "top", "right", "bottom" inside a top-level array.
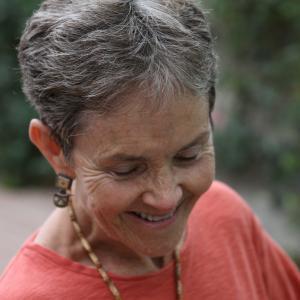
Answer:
[{"left": 134, "top": 211, "right": 175, "bottom": 222}]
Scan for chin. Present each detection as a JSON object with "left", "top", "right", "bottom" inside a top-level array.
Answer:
[{"left": 134, "top": 228, "right": 185, "bottom": 258}]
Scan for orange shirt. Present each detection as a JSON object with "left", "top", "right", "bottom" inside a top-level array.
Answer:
[{"left": 1, "top": 181, "right": 299, "bottom": 299}]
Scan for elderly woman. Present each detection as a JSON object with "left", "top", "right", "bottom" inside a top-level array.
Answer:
[{"left": 0, "top": 0, "right": 299, "bottom": 299}]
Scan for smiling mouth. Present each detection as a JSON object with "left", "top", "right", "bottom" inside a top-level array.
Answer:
[
  {"left": 129, "top": 210, "right": 176, "bottom": 222},
  {"left": 128, "top": 201, "right": 183, "bottom": 223}
]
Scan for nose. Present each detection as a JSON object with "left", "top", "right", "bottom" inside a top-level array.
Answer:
[{"left": 142, "top": 167, "right": 183, "bottom": 212}]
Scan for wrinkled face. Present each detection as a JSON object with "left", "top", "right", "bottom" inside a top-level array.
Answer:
[{"left": 71, "top": 92, "right": 215, "bottom": 257}]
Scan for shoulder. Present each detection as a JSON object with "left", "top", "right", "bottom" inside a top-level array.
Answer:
[
  {"left": 196, "top": 180, "right": 253, "bottom": 220},
  {"left": 189, "top": 180, "right": 255, "bottom": 237},
  {"left": 202, "top": 180, "right": 247, "bottom": 205},
  {"left": 0, "top": 235, "right": 103, "bottom": 299},
  {"left": 0, "top": 246, "right": 45, "bottom": 299},
  {"left": 0, "top": 237, "right": 73, "bottom": 299}
]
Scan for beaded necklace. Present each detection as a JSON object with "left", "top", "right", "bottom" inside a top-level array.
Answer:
[{"left": 68, "top": 200, "right": 183, "bottom": 300}]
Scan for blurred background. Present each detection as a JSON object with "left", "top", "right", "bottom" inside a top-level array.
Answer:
[{"left": 0, "top": 0, "right": 299, "bottom": 271}]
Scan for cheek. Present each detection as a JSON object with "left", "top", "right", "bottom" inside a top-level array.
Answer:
[
  {"left": 85, "top": 190, "right": 123, "bottom": 231},
  {"left": 73, "top": 171, "right": 119, "bottom": 219},
  {"left": 187, "top": 155, "right": 215, "bottom": 197},
  {"left": 86, "top": 179, "right": 141, "bottom": 218},
  {"left": 88, "top": 182, "right": 143, "bottom": 235}
]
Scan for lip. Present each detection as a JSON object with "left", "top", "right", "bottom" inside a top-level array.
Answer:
[{"left": 125, "top": 201, "right": 183, "bottom": 229}]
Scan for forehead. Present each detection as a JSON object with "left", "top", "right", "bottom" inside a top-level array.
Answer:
[{"left": 73, "top": 91, "right": 210, "bottom": 158}]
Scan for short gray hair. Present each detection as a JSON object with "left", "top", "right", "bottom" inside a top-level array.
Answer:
[{"left": 18, "top": 0, "right": 217, "bottom": 157}]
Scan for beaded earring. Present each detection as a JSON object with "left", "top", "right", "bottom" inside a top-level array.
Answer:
[{"left": 53, "top": 174, "right": 73, "bottom": 208}]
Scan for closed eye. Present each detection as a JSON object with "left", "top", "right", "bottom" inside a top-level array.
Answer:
[
  {"left": 174, "top": 141, "right": 206, "bottom": 163},
  {"left": 174, "top": 146, "right": 202, "bottom": 163},
  {"left": 175, "top": 154, "right": 199, "bottom": 161},
  {"left": 113, "top": 166, "right": 139, "bottom": 176},
  {"left": 110, "top": 164, "right": 146, "bottom": 177}
]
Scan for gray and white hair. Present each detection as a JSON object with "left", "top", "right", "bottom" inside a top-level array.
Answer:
[{"left": 18, "top": 0, "right": 217, "bottom": 157}]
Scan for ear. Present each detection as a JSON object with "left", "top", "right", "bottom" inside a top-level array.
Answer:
[{"left": 29, "top": 119, "right": 75, "bottom": 178}]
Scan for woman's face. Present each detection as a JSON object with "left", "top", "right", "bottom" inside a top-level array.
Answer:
[{"left": 71, "top": 91, "right": 215, "bottom": 257}]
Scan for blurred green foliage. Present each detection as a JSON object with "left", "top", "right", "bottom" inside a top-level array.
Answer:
[
  {"left": 207, "top": 0, "right": 300, "bottom": 225},
  {"left": 0, "top": 0, "right": 53, "bottom": 186}
]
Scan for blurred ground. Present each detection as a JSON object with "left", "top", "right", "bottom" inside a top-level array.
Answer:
[
  {"left": 1, "top": 182, "right": 299, "bottom": 272},
  {"left": 0, "top": 188, "right": 53, "bottom": 272}
]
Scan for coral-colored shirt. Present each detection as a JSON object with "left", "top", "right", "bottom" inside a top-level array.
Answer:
[{"left": 1, "top": 181, "right": 299, "bottom": 299}]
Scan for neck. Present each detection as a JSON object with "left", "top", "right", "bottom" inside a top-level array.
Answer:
[
  {"left": 35, "top": 200, "right": 181, "bottom": 276},
  {"left": 69, "top": 199, "right": 183, "bottom": 300}
]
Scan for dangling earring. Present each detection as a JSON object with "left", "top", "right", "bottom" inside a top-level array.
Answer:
[{"left": 53, "top": 174, "right": 73, "bottom": 208}]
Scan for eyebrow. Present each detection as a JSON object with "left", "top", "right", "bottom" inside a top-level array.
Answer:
[{"left": 98, "top": 130, "right": 211, "bottom": 162}]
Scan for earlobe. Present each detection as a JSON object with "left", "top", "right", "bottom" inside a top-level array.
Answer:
[{"left": 29, "top": 119, "right": 75, "bottom": 177}]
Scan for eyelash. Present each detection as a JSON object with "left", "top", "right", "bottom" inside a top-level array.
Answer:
[
  {"left": 113, "top": 167, "right": 138, "bottom": 176},
  {"left": 175, "top": 153, "right": 199, "bottom": 162},
  {"left": 174, "top": 146, "right": 202, "bottom": 163},
  {"left": 112, "top": 152, "right": 201, "bottom": 177},
  {"left": 112, "top": 165, "right": 144, "bottom": 177}
]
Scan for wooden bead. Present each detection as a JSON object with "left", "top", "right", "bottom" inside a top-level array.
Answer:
[{"left": 68, "top": 200, "right": 183, "bottom": 300}]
